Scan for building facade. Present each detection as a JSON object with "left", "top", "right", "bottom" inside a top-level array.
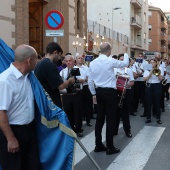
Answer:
[
  {"left": 87, "top": 0, "right": 149, "bottom": 57},
  {"left": 0, "top": 0, "right": 87, "bottom": 56},
  {"left": 148, "top": 6, "right": 169, "bottom": 58}
]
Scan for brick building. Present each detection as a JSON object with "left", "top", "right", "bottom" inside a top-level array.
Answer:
[
  {"left": 148, "top": 6, "right": 169, "bottom": 58},
  {"left": 0, "top": 0, "right": 87, "bottom": 56}
]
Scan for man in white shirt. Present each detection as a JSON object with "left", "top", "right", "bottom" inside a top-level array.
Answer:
[
  {"left": 88, "top": 42, "right": 129, "bottom": 155},
  {"left": 155, "top": 52, "right": 166, "bottom": 112},
  {"left": 0, "top": 45, "right": 40, "bottom": 170},
  {"left": 60, "top": 55, "right": 85, "bottom": 137},
  {"left": 75, "top": 54, "right": 93, "bottom": 127}
]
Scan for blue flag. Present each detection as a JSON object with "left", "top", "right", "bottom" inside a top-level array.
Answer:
[{"left": 0, "top": 39, "right": 76, "bottom": 170}]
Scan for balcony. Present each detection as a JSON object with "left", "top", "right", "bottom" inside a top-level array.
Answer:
[
  {"left": 131, "top": 37, "right": 142, "bottom": 49},
  {"left": 131, "top": 0, "right": 142, "bottom": 8},
  {"left": 131, "top": 15, "right": 142, "bottom": 29},
  {"left": 161, "top": 35, "right": 167, "bottom": 41},
  {"left": 161, "top": 22, "right": 168, "bottom": 29},
  {"left": 160, "top": 46, "right": 167, "bottom": 53}
]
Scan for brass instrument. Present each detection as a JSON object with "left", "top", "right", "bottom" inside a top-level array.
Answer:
[
  {"left": 152, "top": 68, "right": 161, "bottom": 76},
  {"left": 162, "top": 78, "right": 167, "bottom": 86}
]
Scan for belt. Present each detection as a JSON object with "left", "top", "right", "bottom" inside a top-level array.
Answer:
[
  {"left": 96, "top": 87, "right": 116, "bottom": 90},
  {"left": 10, "top": 121, "right": 34, "bottom": 128}
]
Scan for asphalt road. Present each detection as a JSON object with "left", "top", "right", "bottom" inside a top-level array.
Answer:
[{"left": 74, "top": 101, "right": 170, "bottom": 170}]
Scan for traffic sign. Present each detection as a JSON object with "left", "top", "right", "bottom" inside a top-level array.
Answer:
[
  {"left": 45, "top": 10, "right": 64, "bottom": 30},
  {"left": 46, "top": 30, "right": 64, "bottom": 36}
]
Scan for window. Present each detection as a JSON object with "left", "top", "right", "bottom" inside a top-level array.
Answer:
[
  {"left": 148, "top": 11, "right": 152, "bottom": 17},
  {"left": 148, "top": 25, "right": 152, "bottom": 31},
  {"left": 144, "top": 13, "right": 146, "bottom": 23},
  {"left": 148, "top": 39, "right": 152, "bottom": 45},
  {"left": 77, "top": 0, "right": 80, "bottom": 29}
]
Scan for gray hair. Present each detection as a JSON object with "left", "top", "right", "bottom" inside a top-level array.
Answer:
[
  {"left": 154, "top": 52, "right": 161, "bottom": 57},
  {"left": 65, "top": 54, "right": 75, "bottom": 60},
  {"left": 14, "top": 44, "right": 36, "bottom": 62}
]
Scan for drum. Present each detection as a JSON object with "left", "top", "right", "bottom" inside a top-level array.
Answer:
[
  {"left": 116, "top": 75, "right": 130, "bottom": 108},
  {"left": 116, "top": 75, "right": 129, "bottom": 93}
]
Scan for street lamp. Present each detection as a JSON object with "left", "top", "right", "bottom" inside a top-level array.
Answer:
[
  {"left": 72, "top": 34, "right": 81, "bottom": 52},
  {"left": 112, "top": 7, "right": 121, "bottom": 45}
]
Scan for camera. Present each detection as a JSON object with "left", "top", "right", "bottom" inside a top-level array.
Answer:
[{"left": 66, "top": 68, "right": 81, "bottom": 93}]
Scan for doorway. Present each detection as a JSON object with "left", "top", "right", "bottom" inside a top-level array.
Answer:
[{"left": 29, "top": 0, "right": 43, "bottom": 53}]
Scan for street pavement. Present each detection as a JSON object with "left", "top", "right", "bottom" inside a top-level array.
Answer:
[{"left": 74, "top": 101, "right": 170, "bottom": 170}]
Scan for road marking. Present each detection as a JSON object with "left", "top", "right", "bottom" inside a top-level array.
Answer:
[
  {"left": 106, "top": 126, "right": 165, "bottom": 170},
  {"left": 75, "top": 123, "right": 123, "bottom": 164}
]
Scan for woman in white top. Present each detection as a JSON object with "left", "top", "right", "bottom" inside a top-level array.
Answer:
[{"left": 143, "top": 58, "right": 164, "bottom": 124}]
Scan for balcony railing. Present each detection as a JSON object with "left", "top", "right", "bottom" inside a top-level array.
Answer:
[
  {"left": 131, "top": 37, "right": 142, "bottom": 47},
  {"left": 160, "top": 46, "right": 167, "bottom": 52},
  {"left": 131, "top": 15, "right": 142, "bottom": 29},
  {"left": 131, "top": 0, "right": 142, "bottom": 8},
  {"left": 161, "top": 22, "right": 168, "bottom": 29},
  {"left": 161, "top": 35, "right": 167, "bottom": 41}
]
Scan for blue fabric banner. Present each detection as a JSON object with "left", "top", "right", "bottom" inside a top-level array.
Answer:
[{"left": 0, "top": 39, "right": 76, "bottom": 170}]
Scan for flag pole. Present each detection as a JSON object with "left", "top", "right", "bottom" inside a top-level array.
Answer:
[{"left": 75, "top": 138, "right": 102, "bottom": 170}]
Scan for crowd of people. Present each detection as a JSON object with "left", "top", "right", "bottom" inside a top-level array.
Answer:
[{"left": 0, "top": 41, "right": 170, "bottom": 169}]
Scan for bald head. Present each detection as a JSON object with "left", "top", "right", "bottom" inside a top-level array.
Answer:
[
  {"left": 14, "top": 44, "right": 37, "bottom": 62},
  {"left": 100, "top": 42, "right": 112, "bottom": 55}
]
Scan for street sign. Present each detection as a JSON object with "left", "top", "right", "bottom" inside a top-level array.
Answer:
[
  {"left": 46, "top": 30, "right": 64, "bottom": 36},
  {"left": 45, "top": 10, "right": 64, "bottom": 30}
]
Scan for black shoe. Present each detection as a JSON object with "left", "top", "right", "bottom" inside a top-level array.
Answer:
[
  {"left": 126, "top": 132, "right": 132, "bottom": 138},
  {"left": 114, "top": 132, "right": 118, "bottom": 136},
  {"left": 76, "top": 132, "right": 83, "bottom": 137},
  {"left": 161, "top": 108, "right": 165, "bottom": 112},
  {"left": 157, "top": 119, "right": 162, "bottom": 124},
  {"left": 140, "top": 114, "right": 146, "bottom": 117},
  {"left": 130, "top": 113, "right": 137, "bottom": 116},
  {"left": 86, "top": 122, "right": 92, "bottom": 127},
  {"left": 145, "top": 119, "right": 151, "bottom": 123},
  {"left": 94, "top": 144, "right": 107, "bottom": 152},
  {"left": 134, "top": 110, "right": 138, "bottom": 112},
  {"left": 106, "top": 147, "right": 120, "bottom": 155}
]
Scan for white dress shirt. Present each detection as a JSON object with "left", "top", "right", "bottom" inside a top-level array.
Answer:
[
  {"left": 88, "top": 53, "right": 129, "bottom": 95},
  {"left": 114, "top": 67, "right": 134, "bottom": 89},
  {"left": 0, "top": 64, "right": 34, "bottom": 125},
  {"left": 60, "top": 66, "right": 85, "bottom": 89},
  {"left": 135, "top": 60, "right": 148, "bottom": 81},
  {"left": 143, "top": 66, "right": 164, "bottom": 84}
]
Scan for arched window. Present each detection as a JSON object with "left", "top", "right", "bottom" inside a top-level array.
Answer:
[{"left": 77, "top": 0, "right": 80, "bottom": 29}]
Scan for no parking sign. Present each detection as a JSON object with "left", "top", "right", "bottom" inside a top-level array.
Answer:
[{"left": 45, "top": 10, "right": 64, "bottom": 30}]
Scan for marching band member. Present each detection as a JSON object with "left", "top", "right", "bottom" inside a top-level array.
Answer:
[
  {"left": 88, "top": 42, "right": 129, "bottom": 155},
  {"left": 155, "top": 52, "right": 166, "bottom": 112},
  {"left": 134, "top": 53, "right": 148, "bottom": 117},
  {"left": 128, "top": 58, "right": 138, "bottom": 116},
  {"left": 164, "top": 60, "right": 170, "bottom": 101},
  {"left": 114, "top": 54, "right": 134, "bottom": 138},
  {"left": 75, "top": 54, "right": 93, "bottom": 127},
  {"left": 143, "top": 58, "right": 164, "bottom": 124}
]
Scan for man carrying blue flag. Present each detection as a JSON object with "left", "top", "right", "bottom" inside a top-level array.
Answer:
[
  {"left": 0, "top": 44, "right": 40, "bottom": 170},
  {"left": 0, "top": 39, "right": 76, "bottom": 170}
]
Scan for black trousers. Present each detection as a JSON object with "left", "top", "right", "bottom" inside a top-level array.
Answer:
[
  {"left": 95, "top": 88, "right": 117, "bottom": 148},
  {"left": 0, "top": 121, "right": 40, "bottom": 170},
  {"left": 82, "top": 85, "right": 94, "bottom": 122},
  {"left": 62, "top": 91, "right": 82, "bottom": 132},
  {"left": 145, "top": 83, "right": 162, "bottom": 120},
  {"left": 160, "top": 84, "right": 165, "bottom": 109},
  {"left": 115, "top": 89, "right": 131, "bottom": 133},
  {"left": 134, "top": 81, "right": 145, "bottom": 110},
  {"left": 165, "top": 83, "right": 170, "bottom": 100}
]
